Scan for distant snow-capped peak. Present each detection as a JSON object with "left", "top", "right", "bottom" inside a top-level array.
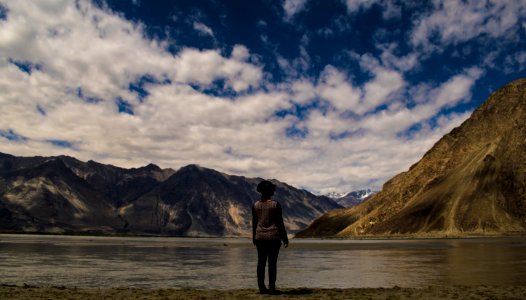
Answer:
[
  {"left": 326, "top": 189, "right": 374, "bottom": 200},
  {"left": 325, "top": 191, "right": 348, "bottom": 199},
  {"left": 346, "top": 189, "right": 374, "bottom": 200}
]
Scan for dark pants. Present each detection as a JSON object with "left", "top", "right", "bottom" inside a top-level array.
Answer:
[{"left": 255, "top": 240, "right": 281, "bottom": 290}]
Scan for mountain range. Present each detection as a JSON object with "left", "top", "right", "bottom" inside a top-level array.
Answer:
[
  {"left": 297, "top": 78, "right": 526, "bottom": 238},
  {"left": 0, "top": 153, "right": 340, "bottom": 236},
  {"left": 326, "top": 189, "right": 376, "bottom": 207}
]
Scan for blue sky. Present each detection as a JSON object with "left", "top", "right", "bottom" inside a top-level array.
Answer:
[{"left": 1, "top": 0, "right": 525, "bottom": 194}]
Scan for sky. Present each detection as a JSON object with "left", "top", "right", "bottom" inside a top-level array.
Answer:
[{"left": 1, "top": 0, "right": 526, "bottom": 195}]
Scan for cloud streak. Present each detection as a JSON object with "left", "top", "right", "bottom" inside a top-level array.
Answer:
[{"left": 411, "top": 0, "right": 526, "bottom": 52}]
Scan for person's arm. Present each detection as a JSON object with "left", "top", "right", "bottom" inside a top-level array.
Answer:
[
  {"left": 252, "top": 204, "right": 257, "bottom": 245},
  {"left": 276, "top": 202, "right": 289, "bottom": 247}
]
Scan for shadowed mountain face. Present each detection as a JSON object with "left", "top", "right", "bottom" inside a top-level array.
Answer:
[
  {"left": 0, "top": 154, "right": 175, "bottom": 233},
  {"left": 117, "top": 164, "right": 340, "bottom": 236},
  {"left": 297, "top": 78, "right": 526, "bottom": 238},
  {"left": 0, "top": 154, "right": 339, "bottom": 236}
]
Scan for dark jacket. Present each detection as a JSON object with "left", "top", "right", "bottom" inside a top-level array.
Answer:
[{"left": 252, "top": 199, "right": 288, "bottom": 244}]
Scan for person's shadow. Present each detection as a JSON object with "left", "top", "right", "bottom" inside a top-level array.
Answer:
[{"left": 280, "top": 288, "right": 314, "bottom": 295}]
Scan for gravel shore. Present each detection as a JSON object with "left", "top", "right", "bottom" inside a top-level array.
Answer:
[{"left": 2, "top": 285, "right": 526, "bottom": 299}]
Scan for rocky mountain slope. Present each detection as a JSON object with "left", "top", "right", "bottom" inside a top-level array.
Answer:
[
  {"left": 297, "top": 78, "right": 526, "bottom": 237},
  {"left": 0, "top": 153, "right": 339, "bottom": 236},
  {"left": 121, "top": 164, "right": 340, "bottom": 236},
  {"left": 0, "top": 153, "right": 175, "bottom": 233}
]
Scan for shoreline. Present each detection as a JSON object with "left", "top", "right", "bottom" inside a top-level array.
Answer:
[
  {"left": 1, "top": 231, "right": 525, "bottom": 240},
  {"left": 2, "top": 285, "right": 526, "bottom": 299}
]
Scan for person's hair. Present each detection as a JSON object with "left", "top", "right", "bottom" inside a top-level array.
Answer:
[{"left": 256, "top": 180, "right": 276, "bottom": 196}]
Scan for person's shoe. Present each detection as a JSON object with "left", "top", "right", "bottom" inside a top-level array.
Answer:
[{"left": 259, "top": 288, "right": 269, "bottom": 294}]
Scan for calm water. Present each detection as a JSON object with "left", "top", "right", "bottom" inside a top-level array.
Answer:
[{"left": 1, "top": 234, "right": 525, "bottom": 289}]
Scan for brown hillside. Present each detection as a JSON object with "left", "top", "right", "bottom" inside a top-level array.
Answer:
[{"left": 297, "top": 78, "right": 526, "bottom": 237}]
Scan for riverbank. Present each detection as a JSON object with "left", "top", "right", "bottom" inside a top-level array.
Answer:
[
  {"left": 2, "top": 230, "right": 525, "bottom": 240},
  {"left": 2, "top": 285, "right": 526, "bottom": 299}
]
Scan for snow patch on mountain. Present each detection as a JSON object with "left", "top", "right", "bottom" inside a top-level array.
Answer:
[{"left": 325, "top": 189, "right": 376, "bottom": 207}]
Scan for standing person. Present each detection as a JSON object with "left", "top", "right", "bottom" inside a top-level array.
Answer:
[{"left": 252, "top": 180, "right": 289, "bottom": 295}]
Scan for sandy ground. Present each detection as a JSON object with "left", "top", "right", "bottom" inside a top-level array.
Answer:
[{"left": 1, "top": 285, "right": 526, "bottom": 299}]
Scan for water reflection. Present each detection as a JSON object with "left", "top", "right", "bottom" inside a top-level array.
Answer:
[
  {"left": 444, "top": 239, "right": 526, "bottom": 285},
  {"left": 0, "top": 235, "right": 525, "bottom": 289}
]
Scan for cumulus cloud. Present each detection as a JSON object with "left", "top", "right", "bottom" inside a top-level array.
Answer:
[
  {"left": 290, "top": 79, "right": 316, "bottom": 104},
  {"left": 341, "top": 52, "right": 406, "bottom": 114},
  {"left": 362, "top": 67, "right": 404, "bottom": 113},
  {"left": 317, "top": 66, "right": 362, "bottom": 112},
  {"left": 173, "top": 48, "right": 262, "bottom": 92}
]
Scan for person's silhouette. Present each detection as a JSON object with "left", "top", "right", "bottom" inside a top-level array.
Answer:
[{"left": 252, "top": 180, "right": 288, "bottom": 294}]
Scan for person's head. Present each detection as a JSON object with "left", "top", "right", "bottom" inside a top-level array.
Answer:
[{"left": 257, "top": 180, "right": 276, "bottom": 199}]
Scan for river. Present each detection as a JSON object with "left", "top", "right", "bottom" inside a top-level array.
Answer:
[{"left": 1, "top": 234, "right": 525, "bottom": 289}]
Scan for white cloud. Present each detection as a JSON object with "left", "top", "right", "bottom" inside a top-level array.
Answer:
[
  {"left": 504, "top": 51, "right": 526, "bottom": 74},
  {"left": 283, "top": 0, "right": 308, "bottom": 20},
  {"left": 482, "top": 50, "right": 500, "bottom": 70},
  {"left": 432, "top": 67, "right": 483, "bottom": 109},
  {"left": 411, "top": 0, "right": 526, "bottom": 51},
  {"left": 344, "top": 0, "right": 380, "bottom": 14},
  {"left": 0, "top": 2, "right": 264, "bottom": 153},
  {"left": 193, "top": 21, "right": 214, "bottom": 37},
  {"left": 231, "top": 45, "right": 250, "bottom": 61},
  {"left": 173, "top": 48, "right": 263, "bottom": 92},
  {"left": 290, "top": 79, "right": 316, "bottom": 104},
  {"left": 275, "top": 38, "right": 311, "bottom": 79},
  {"left": 381, "top": 0, "right": 401, "bottom": 19},
  {"left": 0, "top": 1, "right": 175, "bottom": 100},
  {"left": 317, "top": 65, "right": 361, "bottom": 111},
  {"left": 345, "top": 52, "right": 406, "bottom": 114},
  {"left": 343, "top": 0, "right": 401, "bottom": 19},
  {"left": 361, "top": 67, "right": 481, "bottom": 134},
  {"left": 362, "top": 67, "right": 405, "bottom": 113},
  {"left": 379, "top": 44, "right": 419, "bottom": 72}
]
